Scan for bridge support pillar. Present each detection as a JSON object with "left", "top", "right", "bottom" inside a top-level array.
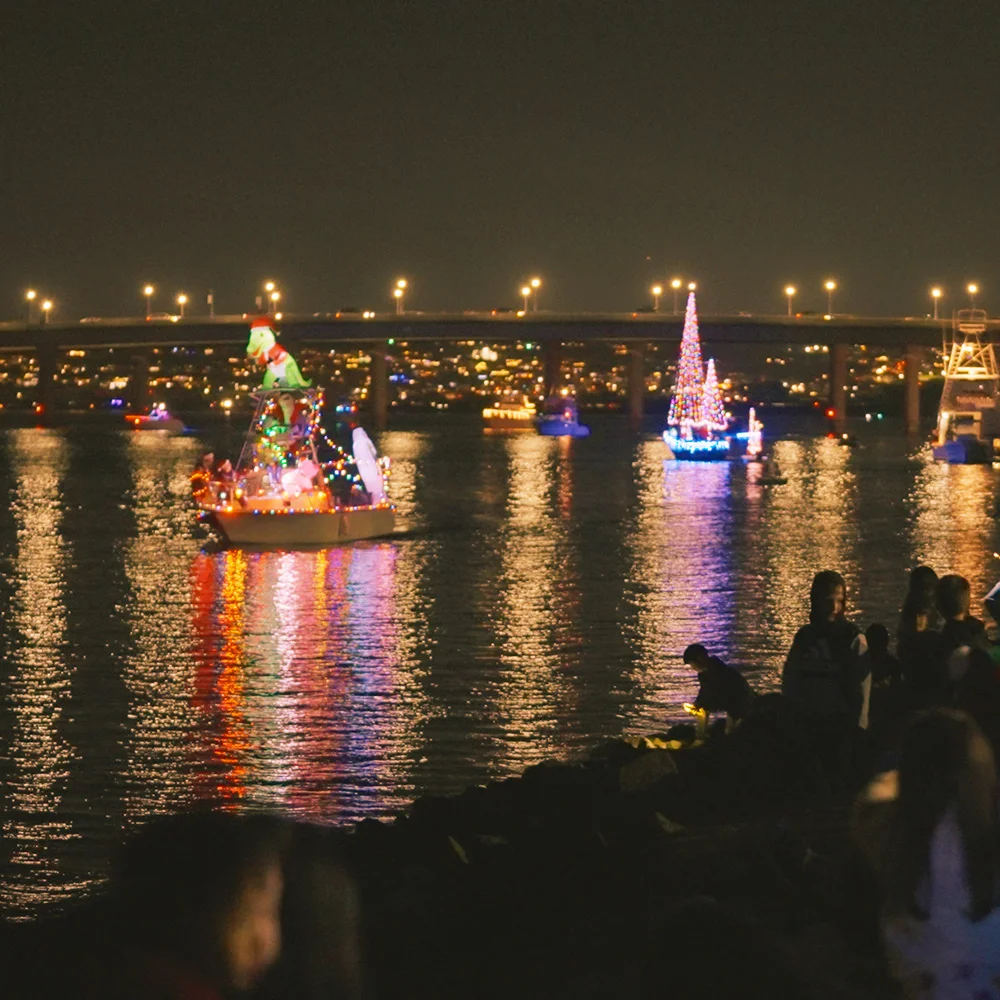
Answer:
[
  {"left": 905, "top": 344, "right": 922, "bottom": 436},
  {"left": 35, "top": 346, "right": 59, "bottom": 424},
  {"left": 829, "top": 342, "right": 849, "bottom": 435},
  {"left": 129, "top": 353, "right": 152, "bottom": 412},
  {"left": 370, "top": 343, "right": 388, "bottom": 430},
  {"left": 542, "top": 340, "right": 562, "bottom": 397},
  {"left": 628, "top": 343, "right": 646, "bottom": 430}
]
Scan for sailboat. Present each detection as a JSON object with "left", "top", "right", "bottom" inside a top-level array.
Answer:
[
  {"left": 932, "top": 309, "right": 1000, "bottom": 464},
  {"left": 663, "top": 292, "right": 735, "bottom": 460},
  {"left": 195, "top": 317, "right": 395, "bottom": 545}
]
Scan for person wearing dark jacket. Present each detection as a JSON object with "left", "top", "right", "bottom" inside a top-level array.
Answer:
[{"left": 684, "top": 644, "right": 753, "bottom": 730}]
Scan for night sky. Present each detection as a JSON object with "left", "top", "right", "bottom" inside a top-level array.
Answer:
[{"left": 3, "top": 0, "right": 998, "bottom": 319}]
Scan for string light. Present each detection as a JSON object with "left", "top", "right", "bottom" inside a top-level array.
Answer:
[
  {"left": 666, "top": 291, "right": 706, "bottom": 428},
  {"left": 701, "top": 358, "right": 727, "bottom": 431}
]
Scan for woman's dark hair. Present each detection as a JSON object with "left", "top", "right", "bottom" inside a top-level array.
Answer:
[
  {"left": 937, "top": 574, "right": 971, "bottom": 620},
  {"left": 907, "top": 565, "right": 938, "bottom": 602},
  {"left": 112, "top": 811, "right": 290, "bottom": 981},
  {"left": 809, "top": 570, "right": 847, "bottom": 625},
  {"left": 874, "top": 710, "right": 999, "bottom": 921}
]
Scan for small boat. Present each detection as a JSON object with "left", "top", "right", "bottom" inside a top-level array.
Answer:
[
  {"left": 196, "top": 317, "right": 395, "bottom": 547},
  {"left": 482, "top": 393, "right": 537, "bottom": 430},
  {"left": 932, "top": 436, "right": 993, "bottom": 464},
  {"left": 126, "top": 402, "right": 184, "bottom": 434},
  {"left": 537, "top": 396, "right": 590, "bottom": 437},
  {"left": 756, "top": 457, "right": 787, "bottom": 485}
]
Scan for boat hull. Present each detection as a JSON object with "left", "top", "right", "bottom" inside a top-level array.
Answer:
[
  {"left": 483, "top": 416, "right": 535, "bottom": 430},
  {"left": 204, "top": 506, "right": 396, "bottom": 546},
  {"left": 932, "top": 438, "right": 993, "bottom": 464},
  {"left": 537, "top": 420, "right": 590, "bottom": 437},
  {"left": 127, "top": 416, "right": 184, "bottom": 434}
]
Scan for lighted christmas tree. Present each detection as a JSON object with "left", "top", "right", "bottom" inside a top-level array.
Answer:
[
  {"left": 701, "top": 358, "right": 727, "bottom": 431},
  {"left": 667, "top": 291, "right": 705, "bottom": 427}
]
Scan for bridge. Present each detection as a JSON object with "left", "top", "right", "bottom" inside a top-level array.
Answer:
[{"left": 0, "top": 310, "right": 965, "bottom": 434}]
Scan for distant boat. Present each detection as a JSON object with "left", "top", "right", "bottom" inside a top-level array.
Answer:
[
  {"left": 482, "top": 393, "right": 537, "bottom": 430},
  {"left": 537, "top": 396, "right": 590, "bottom": 437},
  {"left": 126, "top": 403, "right": 184, "bottom": 434}
]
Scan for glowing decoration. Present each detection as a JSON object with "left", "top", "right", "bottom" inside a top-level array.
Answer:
[
  {"left": 667, "top": 291, "right": 706, "bottom": 428},
  {"left": 746, "top": 407, "right": 763, "bottom": 458},
  {"left": 701, "top": 358, "right": 727, "bottom": 432},
  {"left": 246, "top": 317, "right": 311, "bottom": 389}
]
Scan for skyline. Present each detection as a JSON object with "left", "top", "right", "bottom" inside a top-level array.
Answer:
[{"left": 3, "top": 1, "right": 1000, "bottom": 317}]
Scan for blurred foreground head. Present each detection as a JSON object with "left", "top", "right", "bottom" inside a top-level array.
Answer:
[{"left": 113, "top": 811, "right": 289, "bottom": 992}]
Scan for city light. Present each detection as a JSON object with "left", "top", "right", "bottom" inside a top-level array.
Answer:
[
  {"left": 968, "top": 282, "right": 979, "bottom": 308},
  {"left": 930, "top": 286, "right": 942, "bottom": 320},
  {"left": 143, "top": 284, "right": 154, "bottom": 319},
  {"left": 785, "top": 285, "right": 797, "bottom": 317},
  {"left": 824, "top": 279, "right": 837, "bottom": 315},
  {"left": 177, "top": 292, "right": 188, "bottom": 318},
  {"left": 651, "top": 284, "right": 663, "bottom": 311}
]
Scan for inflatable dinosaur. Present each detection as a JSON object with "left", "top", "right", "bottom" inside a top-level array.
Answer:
[{"left": 246, "top": 317, "right": 311, "bottom": 389}]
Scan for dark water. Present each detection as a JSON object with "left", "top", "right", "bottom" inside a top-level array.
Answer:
[{"left": 1, "top": 417, "right": 999, "bottom": 913}]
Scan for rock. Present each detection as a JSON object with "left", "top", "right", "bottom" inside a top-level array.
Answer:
[{"left": 618, "top": 749, "right": 679, "bottom": 794}]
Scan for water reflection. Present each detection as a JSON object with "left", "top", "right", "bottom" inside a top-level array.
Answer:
[
  {"left": 0, "top": 430, "right": 81, "bottom": 909},
  {"left": 487, "top": 435, "right": 581, "bottom": 772},
  {"left": 621, "top": 441, "right": 735, "bottom": 733},
  {"left": 908, "top": 455, "right": 1000, "bottom": 605}
]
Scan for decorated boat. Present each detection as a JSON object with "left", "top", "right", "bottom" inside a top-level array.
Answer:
[
  {"left": 195, "top": 317, "right": 395, "bottom": 546},
  {"left": 663, "top": 292, "right": 734, "bottom": 460},
  {"left": 537, "top": 395, "right": 590, "bottom": 437},
  {"left": 126, "top": 402, "right": 184, "bottom": 434},
  {"left": 932, "top": 308, "right": 1000, "bottom": 464},
  {"left": 482, "top": 392, "right": 537, "bottom": 430}
]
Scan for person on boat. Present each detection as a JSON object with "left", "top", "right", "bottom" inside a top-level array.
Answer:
[
  {"left": 853, "top": 709, "right": 1000, "bottom": 999},
  {"left": 684, "top": 643, "right": 754, "bottom": 733},
  {"left": 781, "top": 570, "right": 871, "bottom": 787},
  {"left": 190, "top": 452, "right": 215, "bottom": 504}
]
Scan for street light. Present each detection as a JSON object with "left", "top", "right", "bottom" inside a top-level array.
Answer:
[
  {"left": 824, "top": 279, "right": 837, "bottom": 315},
  {"left": 25, "top": 288, "right": 37, "bottom": 323},
  {"left": 270, "top": 290, "right": 281, "bottom": 311},
  {"left": 393, "top": 278, "right": 407, "bottom": 315},
  {"left": 520, "top": 285, "right": 531, "bottom": 312},
  {"left": 670, "top": 278, "right": 682, "bottom": 314},
  {"left": 785, "top": 285, "right": 797, "bottom": 317},
  {"left": 177, "top": 292, "right": 188, "bottom": 318},
  {"left": 968, "top": 282, "right": 979, "bottom": 308},
  {"left": 143, "top": 284, "right": 154, "bottom": 319},
  {"left": 930, "top": 286, "right": 942, "bottom": 320},
  {"left": 651, "top": 284, "right": 663, "bottom": 311},
  {"left": 530, "top": 276, "right": 541, "bottom": 311},
  {"left": 687, "top": 281, "right": 697, "bottom": 292},
  {"left": 41, "top": 299, "right": 52, "bottom": 324}
]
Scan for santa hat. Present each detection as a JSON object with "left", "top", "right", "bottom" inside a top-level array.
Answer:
[{"left": 251, "top": 316, "right": 274, "bottom": 331}]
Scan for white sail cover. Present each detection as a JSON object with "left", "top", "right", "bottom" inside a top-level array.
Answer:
[{"left": 352, "top": 427, "right": 387, "bottom": 505}]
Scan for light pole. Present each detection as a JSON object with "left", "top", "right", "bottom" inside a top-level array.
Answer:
[
  {"left": 930, "top": 286, "right": 942, "bottom": 320},
  {"left": 785, "top": 285, "right": 797, "bottom": 317},
  {"left": 823, "top": 279, "right": 837, "bottom": 315},
  {"left": 520, "top": 285, "right": 531, "bottom": 312},
  {"left": 530, "top": 276, "right": 541, "bottom": 311},
  {"left": 177, "top": 292, "right": 188, "bottom": 318},
  {"left": 670, "top": 278, "right": 682, "bottom": 314},
  {"left": 651, "top": 284, "right": 662, "bottom": 312},
  {"left": 394, "top": 278, "right": 407, "bottom": 315},
  {"left": 264, "top": 281, "right": 277, "bottom": 315},
  {"left": 25, "top": 288, "right": 37, "bottom": 323},
  {"left": 41, "top": 299, "right": 52, "bottom": 324},
  {"left": 270, "top": 290, "right": 280, "bottom": 313},
  {"left": 968, "top": 282, "right": 979, "bottom": 308},
  {"left": 143, "top": 284, "right": 154, "bottom": 319}
]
